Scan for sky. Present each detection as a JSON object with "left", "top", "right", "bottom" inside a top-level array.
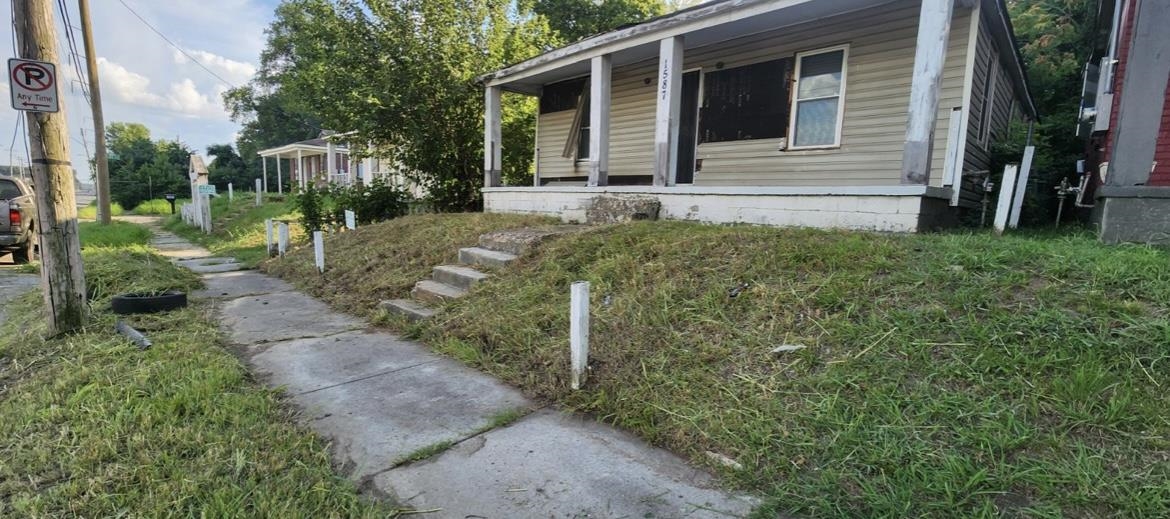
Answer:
[{"left": 2, "top": 0, "right": 280, "bottom": 185}]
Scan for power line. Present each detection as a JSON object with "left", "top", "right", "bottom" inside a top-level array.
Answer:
[
  {"left": 56, "top": 0, "right": 92, "bottom": 102},
  {"left": 116, "top": 0, "right": 236, "bottom": 88}
]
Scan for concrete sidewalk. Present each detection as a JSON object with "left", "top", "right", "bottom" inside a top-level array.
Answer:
[{"left": 161, "top": 227, "right": 756, "bottom": 517}]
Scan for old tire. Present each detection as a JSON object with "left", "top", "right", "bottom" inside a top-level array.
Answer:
[{"left": 111, "top": 291, "right": 188, "bottom": 315}]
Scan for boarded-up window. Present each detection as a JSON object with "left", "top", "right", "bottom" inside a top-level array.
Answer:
[
  {"left": 699, "top": 58, "right": 792, "bottom": 143},
  {"left": 540, "top": 78, "right": 588, "bottom": 114}
]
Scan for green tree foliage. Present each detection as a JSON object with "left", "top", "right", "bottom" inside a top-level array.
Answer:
[
  {"left": 532, "top": 0, "right": 666, "bottom": 43},
  {"left": 999, "top": 0, "right": 1098, "bottom": 224},
  {"left": 206, "top": 144, "right": 252, "bottom": 191},
  {"left": 105, "top": 123, "right": 193, "bottom": 209},
  {"left": 226, "top": 0, "right": 664, "bottom": 211},
  {"left": 223, "top": 87, "right": 321, "bottom": 191}
]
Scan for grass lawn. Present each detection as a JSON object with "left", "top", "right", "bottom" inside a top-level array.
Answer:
[
  {"left": 265, "top": 214, "right": 1170, "bottom": 518},
  {"left": 77, "top": 201, "right": 124, "bottom": 220},
  {"left": 164, "top": 194, "right": 302, "bottom": 268},
  {"left": 0, "top": 221, "right": 397, "bottom": 517},
  {"left": 262, "top": 212, "right": 559, "bottom": 317}
]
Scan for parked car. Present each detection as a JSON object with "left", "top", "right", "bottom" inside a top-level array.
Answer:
[{"left": 0, "top": 177, "right": 37, "bottom": 263}]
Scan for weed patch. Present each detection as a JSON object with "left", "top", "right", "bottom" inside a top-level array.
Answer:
[{"left": 165, "top": 195, "right": 302, "bottom": 267}]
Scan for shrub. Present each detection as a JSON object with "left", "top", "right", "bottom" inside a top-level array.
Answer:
[
  {"left": 292, "top": 179, "right": 409, "bottom": 231},
  {"left": 132, "top": 199, "right": 181, "bottom": 215},
  {"left": 78, "top": 201, "right": 125, "bottom": 220}
]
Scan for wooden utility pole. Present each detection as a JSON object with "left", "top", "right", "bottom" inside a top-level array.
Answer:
[
  {"left": 13, "top": 0, "right": 88, "bottom": 335},
  {"left": 77, "top": 0, "right": 111, "bottom": 225}
]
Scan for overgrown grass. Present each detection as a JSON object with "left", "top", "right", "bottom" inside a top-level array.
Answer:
[
  {"left": 262, "top": 213, "right": 558, "bottom": 317},
  {"left": 164, "top": 195, "right": 301, "bottom": 268},
  {"left": 79, "top": 220, "right": 152, "bottom": 248},
  {"left": 77, "top": 201, "right": 124, "bottom": 220},
  {"left": 132, "top": 198, "right": 183, "bottom": 215},
  {"left": 0, "top": 222, "right": 397, "bottom": 517},
  {"left": 397, "top": 221, "right": 1167, "bottom": 518}
]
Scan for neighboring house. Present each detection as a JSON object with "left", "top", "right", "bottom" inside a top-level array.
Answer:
[
  {"left": 1078, "top": 0, "right": 1170, "bottom": 244},
  {"left": 478, "top": 0, "right": 1036, "bottom": 232},
  {"left": 258, "top": 131, "right": 422, "bottom": 196}
]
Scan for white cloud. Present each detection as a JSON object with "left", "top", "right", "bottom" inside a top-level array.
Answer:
[
  {"left": 98, "top": 58, "right": 227, "bottom": 119},
  {"left": 172, "top": 48, "right": 257, "bottom": 86}
]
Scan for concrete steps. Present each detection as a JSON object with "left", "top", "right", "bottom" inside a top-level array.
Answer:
[
  {"left": 459, "top": 247, "right": 518, "bottom": 269},
  {"left": 412, "top": 280, "right": 467, "bottom": 305},
  {"left": 433, "top": 264, "right": 489, "bottom": 291},
  {"left": 382, "top": 227, "right": 573, "bottom": 320},
  {"left": 379, "top": 299, "right": 436, "bottom": 321}
]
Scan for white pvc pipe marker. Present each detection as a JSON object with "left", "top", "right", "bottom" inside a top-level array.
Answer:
[
  {"left": 265, "top": 219, "right": 274, "bottom": 257},
  {"left": 228, "top": 182, "right": 234, "bottom": 201},
  {"left": 277, "top": 223, "right": 289, "bottom": 257},
  {"left": 313, "top": 231, "right": 325, "bottom": 273},
  {"left": 255, "top": 178, "right": 262, "bottom": 206},
  {"left": 570, "top": 281, "right": 590, "bottom": 390}
]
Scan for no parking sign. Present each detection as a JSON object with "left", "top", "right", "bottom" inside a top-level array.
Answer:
[{"left": 8, "top": 58, "right": 59, "bottom": 113}]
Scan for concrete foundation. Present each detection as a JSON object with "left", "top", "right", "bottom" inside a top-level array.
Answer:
[
  {"left": 484, "top": 185, "right": 953, "bottom": 233},
  {"left": 1097, "top": 187, "right": 1170, "bottom": 244}
]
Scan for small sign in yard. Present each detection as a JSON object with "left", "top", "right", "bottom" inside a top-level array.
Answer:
[
  {"left": 344, "top": 210, "right": 356, "bottom": 230},
  {"left": 197, "top": 184, "right": 217, "bottom": 196},
  {"left": 8, "top": 58, "right": 59, "bottom": 113}
]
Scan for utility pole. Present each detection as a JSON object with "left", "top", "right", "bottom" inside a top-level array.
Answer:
[
  {"left": 13, "top": 0, "right": 88, "bottom": 335},
  {"left": 77, "top": 0, "right": 110, "bottom": 225}
]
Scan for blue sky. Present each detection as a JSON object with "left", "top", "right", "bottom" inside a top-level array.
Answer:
[{"left": 2, "top": 0, "right": 281, "bottom": 184}]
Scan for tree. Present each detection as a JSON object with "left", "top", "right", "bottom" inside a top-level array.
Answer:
[
  {"left": 223, "top": 87, "right": 321, "bottom": 191},
  {"left": 532, "top": 0, "right": 666, "bottom": 43},
  {"left": 105, "top": 122, "right": 193, "bottom": 208},
  {"left": 998, "top": 0, "right": 1098, "bottom": 225},
  {"left": 207, "top": 143, "right": 251, "bottom": 191}
]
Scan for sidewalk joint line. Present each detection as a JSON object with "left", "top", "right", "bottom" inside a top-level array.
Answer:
[{"left": 295, "top": 359, "right": 442, "bottom": 396}]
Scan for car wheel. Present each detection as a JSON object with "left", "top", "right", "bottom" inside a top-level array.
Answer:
[
  {"left": 12, "top": 242, "right": 30, "bottom": 264},
  {"left": 111, "top": 291, "right": 188, "bottom": 314}
]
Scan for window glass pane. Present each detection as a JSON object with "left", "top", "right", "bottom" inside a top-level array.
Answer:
[
  {"left": 578, "top": 127, "right": 590, "bottom": 159},
  {"left": 798, "top": 50, "right": 844, "bottom": 99},
  {"left": 0, "top": 180, "right": 20, "bottom": 199},
  {"left": 794, "top": 98, "right": 839, "bottom": 147}
]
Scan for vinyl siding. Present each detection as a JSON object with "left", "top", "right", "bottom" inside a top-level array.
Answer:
[
  {"left": 958, "top": 10, "right": 1029, "bottom": 207},
  {"left": 536, "top": 0, "right": 973, "bottom": 188}
]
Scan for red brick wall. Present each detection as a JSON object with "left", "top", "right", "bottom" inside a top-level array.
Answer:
[
  {"left": 1101, "top": 0, "right": 1135, "bottom": 163},
  {"left": 1152, "top": 79, "right": 1170, "bottom": 185}
]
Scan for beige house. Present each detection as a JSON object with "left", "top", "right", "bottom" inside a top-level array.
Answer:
[{"left": 479, "top": 0, "right": 1035, "bottom": 231}]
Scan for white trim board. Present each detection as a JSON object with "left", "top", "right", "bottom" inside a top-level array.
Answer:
[{"left": 483, "top": 184, "right": 951, "bottom": 198}]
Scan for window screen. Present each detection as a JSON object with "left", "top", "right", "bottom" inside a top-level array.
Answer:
[
  {"left": 540, "top": 78, "right": 588, "bottom": 114},
  {"left": 699, "top": 58, "right": 792, "bottom": 143}
]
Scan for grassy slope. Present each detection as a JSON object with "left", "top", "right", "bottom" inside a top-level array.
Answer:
[
  {"left": 401, "top": 222, "right": 1168, "bottom": 518},
  {"left": 262, "top": 213, "right": 559, "bottom": 317},
  {"left": 164, "top": 195, "right": 302, "bottom": 268},
  {"left": 0, "top": 222, "right": 394, "bottom": 517}
]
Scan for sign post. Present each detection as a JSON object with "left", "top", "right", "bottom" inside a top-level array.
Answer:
[{"left": 8, "top": 58, "right": 59, "bottom": 113}]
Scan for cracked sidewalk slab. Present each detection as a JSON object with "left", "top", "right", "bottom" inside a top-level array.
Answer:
[
  {"left": 194, "top": 271, "right": 295, "bottom": 300},
  {"left": 219, "top": 291, "right": 365, "bottom": 345},
  {"left": 293, "top": 358, "right": 532, "bottom": 479},
  {"left": 244, "top": 331, "right": 440, "bottom": 395},
  {"left": 377, "top": 409, "right": 758, "bottom": 519}
]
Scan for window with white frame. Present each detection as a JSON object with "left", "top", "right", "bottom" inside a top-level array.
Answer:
[{"left": 790, "top": 46, "right": 848, "bottom": 148}]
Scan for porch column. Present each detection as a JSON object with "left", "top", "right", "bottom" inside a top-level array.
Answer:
[
  {"left": 363, "top": 142, "right": 375, "bottom": 185},
  {"left": 653, "top": 36, "right": 684, "bottom": 186},
  {"left": 276, "top": 155, "right": 283, "bottom": 194},
  {"left": 588, "top": 54, "right": 612, "bottom": 187},
  {"left": 296, "top": 149, "right": 304, "bottom": 189},
  {"left": 484, "top": 85, "right": 503, "bottom": 187},
  {"left": 326, "top": 141, "right": 337, "bottom": 184},
  {"left": 900, "top": 0, "right": 954, "bottom": 184},
  {"left": 262, "top": 156, "right": 268, "bottom": 192}
]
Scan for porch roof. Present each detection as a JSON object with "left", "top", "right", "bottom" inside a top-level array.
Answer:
[
  {"left": 478, "top": 0, "right": 1036, "bottom": 118},
  {"left": 258, "top": 138, "right": 350, "bottom": 159}
]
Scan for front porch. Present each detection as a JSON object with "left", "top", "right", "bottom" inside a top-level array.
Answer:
[
  {"left": 258, "top": 137, "right": 353, "bottom": 192},
  {"left": 479, "top": 0, "right": 982, "bottom": 231}
]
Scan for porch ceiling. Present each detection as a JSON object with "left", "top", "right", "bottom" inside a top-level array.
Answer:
[
  {"left": 258, "top": 143, "right": 350, "bottom": 159},
  {"left": 490, "top": 0, "right": 898, "bottom": 94}
]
